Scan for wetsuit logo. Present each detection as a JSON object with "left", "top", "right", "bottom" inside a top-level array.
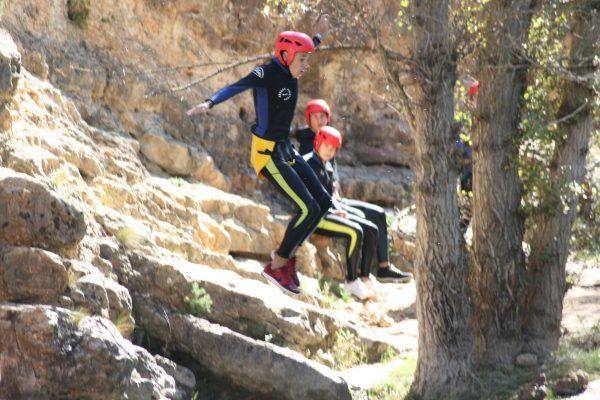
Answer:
[
  {"left": 252, "top": 67, "right": 264, "bottom": 78},
  {"left": 278, "top": 88, "right": 292, "bottom": 101}
]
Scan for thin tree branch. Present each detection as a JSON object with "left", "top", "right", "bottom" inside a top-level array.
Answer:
[
  {"left": 547, "top": 99, "right": 590, "bottom": 127},
  {"left": 169, "top": 53, "right": 272, "bottom": 94},
  {"left": 151, "top": 43, "right": 413, "bottom": 96},
  {"left": 138, "top": 61, "right": 230, "bottom": 75}
]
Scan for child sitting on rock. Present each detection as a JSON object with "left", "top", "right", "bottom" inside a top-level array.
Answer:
[
  {"left": 304, "top": 126, "right": 381, "bottom": 300},
  {"left": 297, "top": 100, "right": 413, "bottom": 283}
]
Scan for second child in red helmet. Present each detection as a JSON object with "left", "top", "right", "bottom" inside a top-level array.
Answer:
[
  {"left": 187, "top": 15, "right": 330, "bottom": 296},
  {"left": 304, "top": 126, "right": 379, "bottom": 300}
]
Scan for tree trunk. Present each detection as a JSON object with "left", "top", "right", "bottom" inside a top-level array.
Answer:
[
  {"left": 408, "top": 2, "right": 473, "bottom": 398},
  {"left": 523, "top": 2, "right": 599, "bottom": 356},
  {"left": 470, "top": 0, "right": 536, "bottom": 367}
]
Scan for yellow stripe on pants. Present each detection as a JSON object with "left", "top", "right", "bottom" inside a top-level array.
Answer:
[
  {"left": 265, "top": 159, "right": 309, "bottom": 229},
  {"left": 317, "top": 218, "right": 358, "bottom": 255}
]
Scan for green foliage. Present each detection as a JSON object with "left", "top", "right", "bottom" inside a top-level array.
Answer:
[
  {"left": 330, "top": 328, "right": 368, "bottom": 370},
  {"left": 367, "top": 356, "right": 416, "bottom": 400},
  {"left": 262, "top": 0, "right": 314, "bottom": 19},
  {"left": 116, "top": 226, "right": 150, "bottom": 249},
  {"left": 379, "top": 345, "right": 399, "bottom": 363},
  {"left": 452, "top": 0, "right": 490, "bottom": 54},
  {"left": 70, "top": 307, "right": 90, "bottom": 327},
  {"left": 112, "top": 311, "right": 135, "bottom": 337},
  {"left": 67, "top": 267, "right": 78, "bottom": 286},
  {"left": 571, "top": 177, "right": 600, "bottom": 257},
  {"left": 317, "top": 273, "right": 351, "bottom": 308},
  {"left": 453, "top": 81, "right": 474, "bottom": 145},
  {"left": 67, "top": 0, "right": 90, "bottom": 28},
  {"left": 100, "top": 15, "right": 115, "bottom": 25},
  {"left": 519, "top": 2, "right": 574, "bottom": 219},
  {"left": 168, "top": 176, "right": 186, "bottom": 187},
  {"left": 184, "top": 282, "right": 213, "bottom": 316},
  {"left": 244, "top": 320, "right": 286, "bottom": 346},
  {"left": 49, "top": 168, "right": 71, "bottom": 188},
  {"left": 518, "top": 1, "right": 600, "bottom": 260}
]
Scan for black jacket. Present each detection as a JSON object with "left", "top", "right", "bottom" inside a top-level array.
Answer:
[
  {"left": 295, "top": 126, "right": 316, "bottom": 156},
  {"left": 304, "top": 151, "right": 339, "bottom": 196}
]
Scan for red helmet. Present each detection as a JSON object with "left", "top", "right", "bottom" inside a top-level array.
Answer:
[
  {"left": 305, "top": 99, "right": 331, "bottom": 125},
  {"left": 275, "top": 31, "right": 315, "bottom": 66},
  {"left": 468, "top": 81, "right": 479, "bottom": 96},
  {"left": 314, "top": 126, "right": 342, "bottom": 152}
]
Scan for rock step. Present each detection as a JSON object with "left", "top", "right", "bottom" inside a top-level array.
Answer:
[
  {"left": 134, "top": 299, "right": 353, "bottom": 400},
  {"left": 126, "top": 251, "right": 335, "bottom": 351}
]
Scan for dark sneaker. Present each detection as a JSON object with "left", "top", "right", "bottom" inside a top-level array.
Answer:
[
  {"left": 262, "top": 263, "right": 301, "bottom": 295},
  {"left": 270, "top": 250, "right": 300, "bottom": 288},
  {"left": 377, "top": 264, "right": 413, "bottom": 283}
]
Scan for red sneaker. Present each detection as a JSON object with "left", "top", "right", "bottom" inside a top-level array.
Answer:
[
  {"left": 286, "top": 257, "right": 300, "bottom": 287},
  {"left": 270, "top": 251, "right": 300, "bottom": 288},
  {"left": 261, "top": 263, "right": 301, "bottom": 295}
]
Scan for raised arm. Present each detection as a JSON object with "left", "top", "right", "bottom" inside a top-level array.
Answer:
[{"left": 186, "top": 68, "right": 265, "bottom": 117}]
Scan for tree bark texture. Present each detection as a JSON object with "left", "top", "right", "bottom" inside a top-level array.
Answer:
[
  {"left": 408, "top": 1, "right": 473, "bottom": 398},
  {"left": 523, "top": 2, "right": 599, "bottom": 356},
  {"left": 470, "top": 0, "right": 536, "bottom": 367}
]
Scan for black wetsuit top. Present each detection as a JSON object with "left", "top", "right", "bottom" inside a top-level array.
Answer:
[{"left": 208, "top": 37, "right": 321, "bottom": 142}]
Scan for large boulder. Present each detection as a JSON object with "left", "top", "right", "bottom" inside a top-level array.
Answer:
[
  {"left": 0, "top": 168, "right": 86, "bottom": 250},
  {"left": 338, "top": 165, "right": 413, "bottom": 208},
  {"left": 67, "top": 259, "right": 133, "bottom": 324},
  {"left": 0, "top": 304, "right": 193, "bottom": 400},
  {"left": 139, "top": 131, "right": 229, "bottom": 191},
  {"left": 0, "top": 245, "right": 68, "bottom": 303}
]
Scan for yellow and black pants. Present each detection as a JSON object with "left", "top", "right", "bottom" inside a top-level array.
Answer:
[
  {"left": 340, "top": 199, "right": 390, "bottom": 264},
  {"left": 315, "top": 212, "right": 378, "bottom": 281},
  {"left": 259, "top": 141, "right": 332, "bottom": 259}
]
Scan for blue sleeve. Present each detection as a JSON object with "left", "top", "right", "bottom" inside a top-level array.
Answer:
[
  {"left": 313, "top": 35, "right": 322, "bottom": 48},
  {"left": 209, "top": 69, "right": 265, "bottom": 106}
]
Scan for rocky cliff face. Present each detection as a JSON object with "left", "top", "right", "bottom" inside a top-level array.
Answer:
[{"left": 0, "top": 2, "right": 416, "bottom": 399}]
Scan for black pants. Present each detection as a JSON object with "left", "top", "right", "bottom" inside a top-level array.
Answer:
[
  {"left": 315, "top": 212, "right": 378, "bottom": 281},
  {"left": 261, "top": 142, "right": 332, "bottom": 259},
  {"left": 340, "top": 199, "right": 389, "bottom": 263}
]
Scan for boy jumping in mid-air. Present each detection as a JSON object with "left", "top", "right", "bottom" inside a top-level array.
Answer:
[
  {"left": 187, "top": 16, "right": 331, "bottom": 296},
  {"left": 297, "top": 99, "right": 413, "bottom": 283}
]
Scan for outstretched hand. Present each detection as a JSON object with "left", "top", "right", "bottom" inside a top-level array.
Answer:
[
  {"left": 186, "top": 101, "right": 211, "bottom": 117},
  {"left": 316, "top": 14, "right": 330, "bottom": 37},
  {"left": 331, "top": 208, "right": 348, "bottom": 219}
]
